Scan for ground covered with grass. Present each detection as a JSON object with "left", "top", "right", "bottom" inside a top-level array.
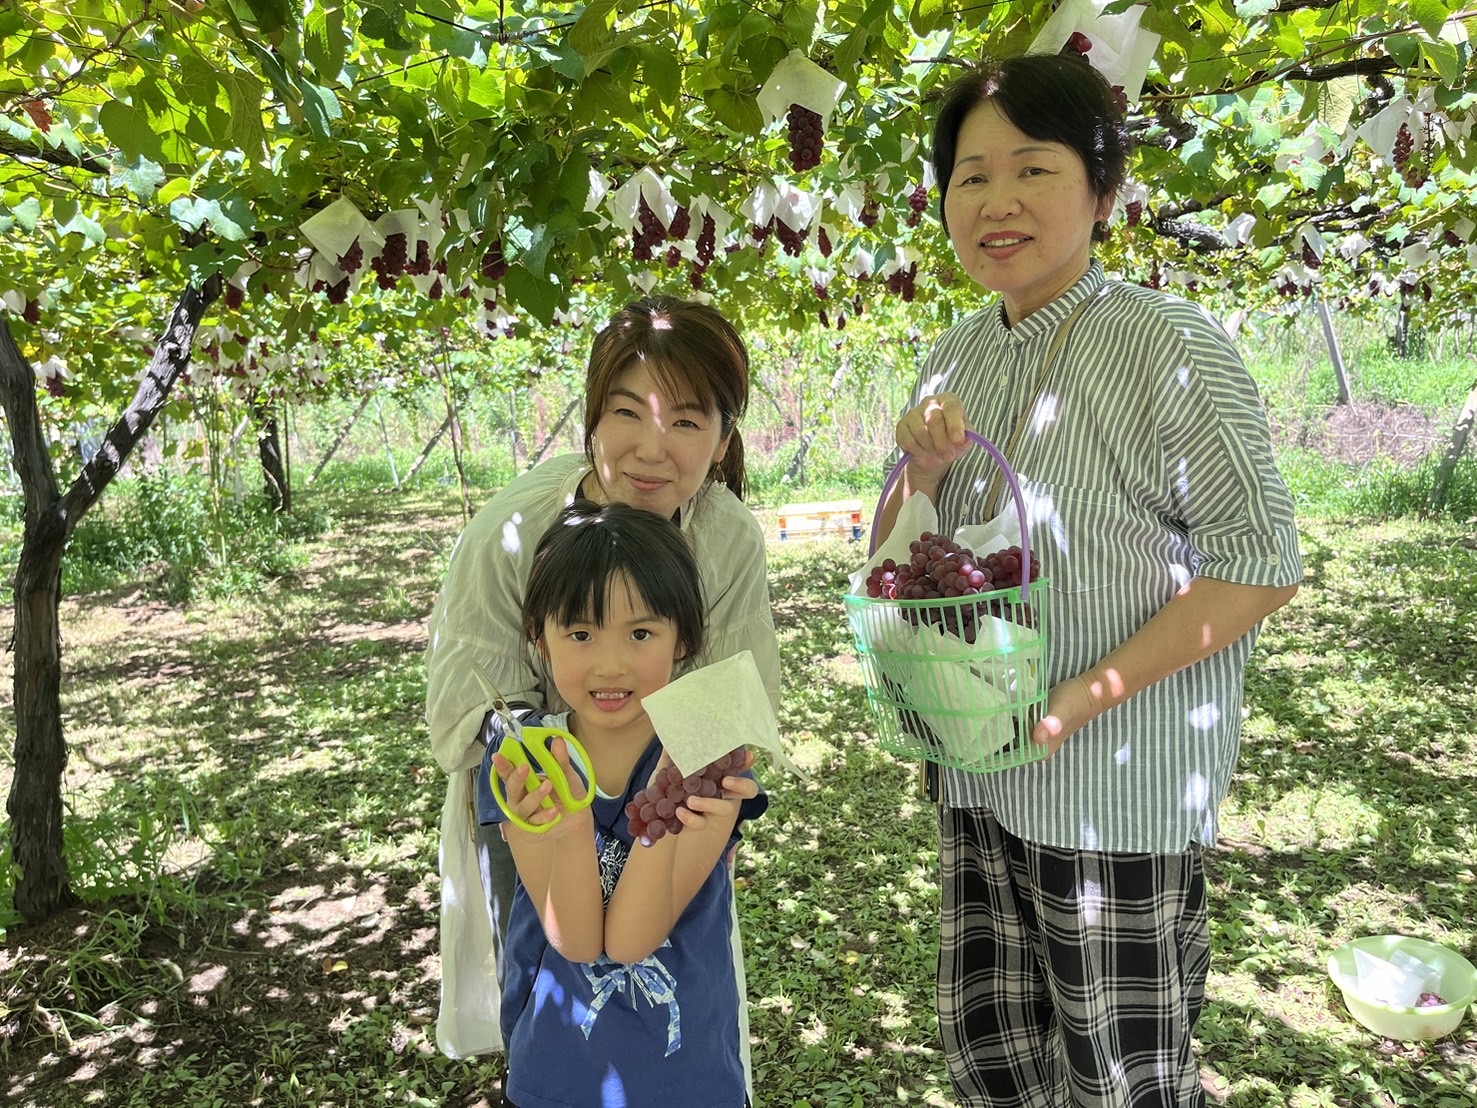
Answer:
[{"left": 2, "top": 481, "right": 1475, "bottom": 1107}]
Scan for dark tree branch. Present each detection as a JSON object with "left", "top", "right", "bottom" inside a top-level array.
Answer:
[
  {"left": 1152, "top": 217, "right": 1229, "bottom": 254},
  {"left": 0, "top": 316, "right": 61, "bottom": 526},
  {"left": 0, "top": 133, "right": 111, "bottom": 174},
  {"left": 60, "top": 273, "right": 225, "bottom": 522}
]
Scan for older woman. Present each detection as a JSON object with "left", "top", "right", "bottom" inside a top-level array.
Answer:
[{"left": 876, "top": 55, "right": 1302, "bottom": 1106}]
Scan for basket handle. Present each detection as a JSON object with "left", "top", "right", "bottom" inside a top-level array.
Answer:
[{"left": 870, "top": 430, "right": 1032, "bottom": 593}]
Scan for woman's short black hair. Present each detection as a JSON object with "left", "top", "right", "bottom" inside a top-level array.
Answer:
[
  {"left": 522, "top": 499, "right": 705, "bottom": 662},
  {"left": 930, "top": 54, "right": 1132, "bottom": 231}
]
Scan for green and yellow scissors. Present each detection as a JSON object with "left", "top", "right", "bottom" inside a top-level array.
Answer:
[{"left": 475, "top": 671, "right": 594, "bottom": 834}]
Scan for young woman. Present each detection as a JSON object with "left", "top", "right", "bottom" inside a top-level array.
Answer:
[
  {"left": 876, "top": 55, "right": 1303, "bottom": 1106},
  {"left": 426, "top": 297, "right": 779, "bottom": 1071},
  {"left": 487, "top": 500, "right": 763, "bottom": 1107}
]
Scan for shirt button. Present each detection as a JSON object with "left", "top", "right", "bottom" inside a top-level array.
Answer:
[{"left": 1267, "top": 554, "right": 1280, "bottom": 565}]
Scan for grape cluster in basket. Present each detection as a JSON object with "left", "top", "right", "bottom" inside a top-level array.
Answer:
[
  {"left": 863, "top": 532, "right": 1041, "bottom": 641},
  {"left": 625, "top": 747, "right": 748, "bottom": 846}
]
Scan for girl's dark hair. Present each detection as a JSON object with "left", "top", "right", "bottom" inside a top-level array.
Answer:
[
  {"left": 931, "top": 54, "right": 1131, "bottom": 234},
  {"left": 522, "top": 499, "right": 705, "bottom": 662},
  {"left": 583, "top": 296, "right": 751, "bottom": 500}
]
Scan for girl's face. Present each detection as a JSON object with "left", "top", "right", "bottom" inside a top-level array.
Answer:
[
  {"left": 589, "top": 360, "right": 730, "bottom": 519},
  {"left": 540, "top": 572, "right": 680, "bottom": 743},
  {"left": 943, "top": 100, "right": 1111, "bottom": 324}
]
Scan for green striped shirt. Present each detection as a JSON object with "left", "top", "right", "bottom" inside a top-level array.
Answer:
[{"left": 907, "top": 262, "right": 1302, "bottom": 852}]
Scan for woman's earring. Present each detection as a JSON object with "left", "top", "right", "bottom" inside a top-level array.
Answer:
[{"left": 710, "top": 462, "right": 726, "bottom": 485}]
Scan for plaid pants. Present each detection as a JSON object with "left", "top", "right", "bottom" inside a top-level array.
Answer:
[{"left": 936, "top": 807, "right": 1210, "bottom": 1108}]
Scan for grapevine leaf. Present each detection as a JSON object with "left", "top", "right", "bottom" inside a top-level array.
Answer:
[
  {"left": 116, "top": 157, "right": 167, "bottom": 201},
  {"left": 221, "top": 70, "right": 270, "bottom": 161},
  {"left": 705, "top": 85, "right": 763, "bottom": 135},
  {"left": 296, "top": 75, "right": 343, "bottom": 140},
  {"left": 1421, "top": 40, "right": 1461, "bottom": 86},
  {"left": 170, "top": 196, "right": 252, "bottom": 241},
  {"left": 1385, "top": 34, "right": 1420, "bottom": 68},
  {"left": 360, "top": 3, "right": 412, "bottom": 50},
  {"left": 1316, "top": 77, "right": 1360, "bottom": 133},
  {"left": 58, "top": 209, "right": 106, "bottom": 246},
  {"left": 10, "top": 195, "right": 41, "bottom": 232},
  {"left": 98, "top": 100, "right": 162, "bottom": 163},
  {"left": 303, "top": 5, "right": 347, "bottom": 83},
  {"left": 1233, "top": 0, "right": 1277, "bottom": 18},
  {"left": 908, "top": 0, "right": 946, "bottom": 36},
  {"left": 1407, "top": 0, "right": 1451, "bottom": 40},
  {"left": 241, "top": 0, "right": 294, "bottom": 35},
  {"left": 570, "top": 0, "right": 618, "bottom": 58},
  {"left": 503, "top": 263, "right": 561, "bottom": 324},
  {"left": 782, "top": 2, "right": 822, "bottom": 50},
  {"left": 642, "top": 45, "right": 681, "bottom": 108},
  {"left": 157, "top": 179, "right": 193, "bottom": 206}
]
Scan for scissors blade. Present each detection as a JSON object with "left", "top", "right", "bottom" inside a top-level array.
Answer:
[{"left": 471, "top": 668, "right": 524, "bottom": 743}]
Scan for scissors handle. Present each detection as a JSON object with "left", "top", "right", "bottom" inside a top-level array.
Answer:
[{"left": 492, "top": 726, "right": 594, "bottom": 834}]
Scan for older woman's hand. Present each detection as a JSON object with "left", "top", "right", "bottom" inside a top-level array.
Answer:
[{"left": 896, "top": 392, "right": 973, "bottom": 482}]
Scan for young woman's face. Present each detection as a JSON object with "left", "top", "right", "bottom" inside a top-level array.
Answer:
[
  {"left": 943, "top": 100, "right": 1111, "bottom": 324},
  {"left": 589, "top": 360, "right": 730, "bottom": 519},
  {"left": 540, "top": 574, "right": 679, "bottom": 742}
]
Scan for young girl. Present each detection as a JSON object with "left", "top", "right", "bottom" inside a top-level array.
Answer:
[{"left": 485, "top": 500, "right": 765, "bottom": 1108}]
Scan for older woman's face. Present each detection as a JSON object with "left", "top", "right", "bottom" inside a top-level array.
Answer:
[{"left": 943, "top": 100, "right": 1110, "bottom": 325}]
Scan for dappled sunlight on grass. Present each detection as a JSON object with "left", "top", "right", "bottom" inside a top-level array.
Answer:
[{"left": 3, "top": 494, "right": 1475, "bottom": 1106}]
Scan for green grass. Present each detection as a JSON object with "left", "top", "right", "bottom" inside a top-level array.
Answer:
[{"left": 2, "top": 484, "right": 1474, "bottom": 1106}]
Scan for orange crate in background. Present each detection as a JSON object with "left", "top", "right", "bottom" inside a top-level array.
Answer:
[{"left": 775, "top": 499, "right": 863, "bottom": 543}]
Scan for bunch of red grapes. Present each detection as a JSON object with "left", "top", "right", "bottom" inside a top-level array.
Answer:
[
  {"left": 372, "top": 232, "right": 410, "bottom": 289},
  {"left": 405, "top": 238, "right": 432, "bottom": 276},
  {"left": 1417, "top": 992, "right": 1447, "bottom": 1008},
  {"left": 906, "top": 185, "right": 928, "bottom": 227},
  {"left": 774, "top": 218, "right": 806, "bottom": 256},
  {"left": 863, "top": 531, "right": 1041, "bottom": 642},
  {"left": 689, "top": 213, "right": 717, "bottom": 290},
  {"left": 632, "top": 195, "right": 666, "bottom": 261},
  {"left": 480, "top": 240, "right": 508, "bottom": 282},
  {"left": 625, "top": 747, "right": 748, "bottom": 845},
  {"left": 336, "top": 236, "right": 364, "bottom": 274},
  {"left": 786, "top": 102, "right": 824, "bottom": 171}
]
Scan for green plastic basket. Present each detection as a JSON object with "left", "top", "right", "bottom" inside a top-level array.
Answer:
[{"left": 846, "top": 431, "right": 1050, "bottom": 773}]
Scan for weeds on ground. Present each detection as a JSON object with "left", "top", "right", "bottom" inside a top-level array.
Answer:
[{"left": 3, "top": 487, "right": 1474, "bottom": 1106}]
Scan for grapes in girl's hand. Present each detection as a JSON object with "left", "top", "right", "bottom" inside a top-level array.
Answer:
[{"left": 625, "top": 747, "right": 747, "bottom": 845}]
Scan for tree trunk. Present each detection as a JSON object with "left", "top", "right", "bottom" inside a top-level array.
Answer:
[
  {"left": 1426, "top": 376, "right": 1477, "bottom": 516},
  {"left": 308, "top": 394, "right": 371, "bottom": 486},
  {"left": 526, "top": 398, "right": 580, "bottom": 470},
  {"left": 251, "top": 392, "right": 290, "bottom": 512},
  {"left": 375, "top": 397, "right": 401, "bottom": 489},
  {"left": 1, "top": 276, "right": 220, "bottom": 923},
  {"left": 403, "top": 414, "right": 451, "bottom": 484},
  {"left": 1316, "top": 299, "right": 1353, "bottom": 406},
  {"left": 434, "top": 340, "right": 472, "bottom": 521},
  {"left": 783, "top": 355, "right": 851, "bottom": 485}
]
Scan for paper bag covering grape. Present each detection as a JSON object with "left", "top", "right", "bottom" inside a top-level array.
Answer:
[
  {"left": 845, "top": 432, "right": 1050, "bottom": 773},
  {"left": 628, "top": 651, "right": 800, "bottom": 846}
]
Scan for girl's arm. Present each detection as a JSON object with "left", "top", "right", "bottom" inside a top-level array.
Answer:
[
  {"left": 602, "top": 758, "right": 758, "bottom": 964},
  {"left": 493, "top": 746, "right": 605, "bottom": 964}
]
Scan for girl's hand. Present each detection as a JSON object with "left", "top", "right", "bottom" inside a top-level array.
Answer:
[
  {"left": 896, "top": 392, "right": 972, "bottom": 481},
  {"left": 675, "top": 749, "right": 757, "bottom": 834},
  {"left": 491, "top": 737, "right": 590, "bottom": 840}
]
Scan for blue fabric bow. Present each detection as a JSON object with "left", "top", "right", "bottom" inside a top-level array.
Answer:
[{"left": 579, "top": 947, "right": 681, "bottom": 1056}]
